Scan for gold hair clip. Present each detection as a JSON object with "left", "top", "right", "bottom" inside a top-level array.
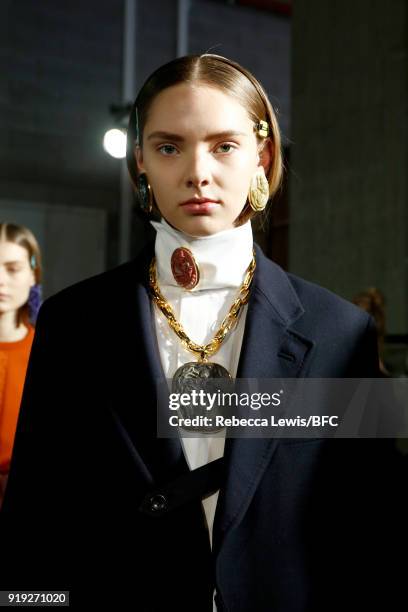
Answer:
[{"left": 255, "top": 120, "right": 269, "bottom": 138}]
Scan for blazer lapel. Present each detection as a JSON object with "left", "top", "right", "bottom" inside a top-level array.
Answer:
[
  {"left": 212, "top": 243, "right": 315, "bottom": 557},
  {"left": 107, "top": 241, "right": 189, "bottom": 485}
]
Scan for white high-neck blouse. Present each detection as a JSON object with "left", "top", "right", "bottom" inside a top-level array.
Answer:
[{"left": 150, "top": 217, "right": 254, "bottom": 551}]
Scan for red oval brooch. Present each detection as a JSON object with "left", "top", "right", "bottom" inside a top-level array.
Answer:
[{"left": 171, "top": 247, "right": 200, "bottom": 290}]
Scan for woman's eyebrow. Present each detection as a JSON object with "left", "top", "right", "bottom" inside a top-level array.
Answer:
[{"left": 147, "top": 130, "right": 247, "bottom": 142}]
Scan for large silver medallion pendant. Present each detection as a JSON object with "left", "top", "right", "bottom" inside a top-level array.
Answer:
[{"left": 172, "top": 361, "right": 233, "bottom": 433}]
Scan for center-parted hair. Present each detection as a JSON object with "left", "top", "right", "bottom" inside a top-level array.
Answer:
[{"left": 126, "top": 54, "right": 283, "bottom": 225}]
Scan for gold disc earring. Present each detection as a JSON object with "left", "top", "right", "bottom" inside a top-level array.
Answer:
[{"left": 248, "top": 168, "right": 270, "bottom": 212}]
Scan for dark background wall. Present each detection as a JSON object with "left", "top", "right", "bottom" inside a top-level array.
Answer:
[
  {"left": 290, "top": 0, "right": 407, "bottom": 337},
  {"left": 0, "top": 0, "right": 123, "bottom": 270}
]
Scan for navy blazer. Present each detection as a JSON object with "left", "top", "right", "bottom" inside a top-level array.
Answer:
[{"left": 0, "top": 241, "right": 405, "bottom": 611}]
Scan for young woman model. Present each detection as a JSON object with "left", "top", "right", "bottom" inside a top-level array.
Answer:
[
  {"left": 0, "top": 223, "right": 42, "bottom": 508},
  {"left": 0, "top": 55, "right": 404, "bottom": 611}
]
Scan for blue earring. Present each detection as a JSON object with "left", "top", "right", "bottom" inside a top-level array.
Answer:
[
  {"left": 28, "top": 254, "right": 42, "bottom": 324},
  {"left": 28, "top": 284, "right": 42, "bottom": 325}
]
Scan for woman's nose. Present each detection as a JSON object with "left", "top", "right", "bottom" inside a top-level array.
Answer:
[{"left": 184, "top": 152, "right": 211, "bottom": 188}]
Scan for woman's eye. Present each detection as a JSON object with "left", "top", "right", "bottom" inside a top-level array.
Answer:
[
  {"left": 158, "top": 144, "right": 178, "bottom": 156},
  {"left": 216, "top": 143, "right": 236, "bottom": 154}
]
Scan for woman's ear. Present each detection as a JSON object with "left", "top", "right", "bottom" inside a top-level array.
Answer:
[
  {"left": 257, "top": 138, "right": 274, "bottom": 175},
  {"left": 134, "top": 145, "right": 145, "bottom": 173}
]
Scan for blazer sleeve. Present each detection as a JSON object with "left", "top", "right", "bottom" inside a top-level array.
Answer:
[{"left": 0, "top": 297, "right": 71, "bottom": 591}]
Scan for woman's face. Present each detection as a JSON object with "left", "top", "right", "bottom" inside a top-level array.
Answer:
[
  {"left": 0, "top": 241, "right": 35, "bottom": 318},
  {"left": 135, "top": 83, "right": 272, "bottom": 236}
]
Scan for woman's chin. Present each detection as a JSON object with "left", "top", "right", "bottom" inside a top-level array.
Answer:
[
  {"left": 164, "top": 212, "right": 227, "bottom": 237},
  {"left": 178, "top": 216, "right": 227, "bottom": 237}
]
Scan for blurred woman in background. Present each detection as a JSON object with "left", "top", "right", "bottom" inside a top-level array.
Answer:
[
  {"left": 0, "top": 223, "right": 42, "bottom": 507},
  {"left": 353, "top": 286, "right": 390, "bottom": 376}
]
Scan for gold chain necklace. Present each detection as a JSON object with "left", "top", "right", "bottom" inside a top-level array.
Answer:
[
  {"left": 149, "top": 248, "right": 256, "bottom": 433},
  {"left": 149, "top": 248, "right": 256, "bottom": 363}
]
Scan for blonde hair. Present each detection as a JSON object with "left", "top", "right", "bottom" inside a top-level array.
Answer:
[
  {"left": 0, "top": 222, "right": 42, "bottom": 327},
  {"left": 126, "top": 53, "right": 283, "bottom": 226}
]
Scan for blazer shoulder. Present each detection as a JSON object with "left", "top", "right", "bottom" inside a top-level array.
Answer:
[
  {"left": 286, "top": 270, "right": 370, "bottom": 328},
  {"left": 254, "top": 245, "right": 369, "bottom": 333},
  {"left": 282, "top": 270, "right": 378, "bottom": 375}
]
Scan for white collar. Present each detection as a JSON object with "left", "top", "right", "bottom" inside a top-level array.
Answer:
[{"left": 150, "top": 217, "right": 254, "bottom": 291}]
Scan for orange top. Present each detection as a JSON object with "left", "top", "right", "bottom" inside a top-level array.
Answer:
[{"left": 0, "top": 325, "right": 35, "bottom": 473}]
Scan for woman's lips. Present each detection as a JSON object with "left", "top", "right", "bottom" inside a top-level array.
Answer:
[{"left": 180, "top": 199, "right": 220, "bottom": 214}]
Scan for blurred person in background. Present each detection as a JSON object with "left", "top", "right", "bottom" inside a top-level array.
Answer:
[
  {"left": 353, "top": 286, "right": 391, "bottom": 376},
  {"left": 0, "top": 223, "right": 42, "bottom": 508}
]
